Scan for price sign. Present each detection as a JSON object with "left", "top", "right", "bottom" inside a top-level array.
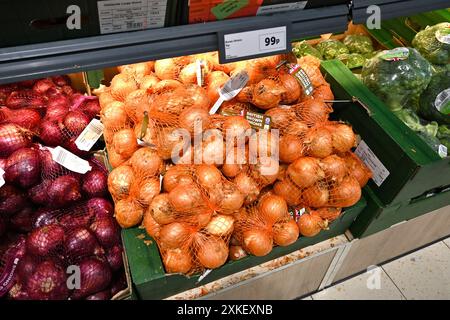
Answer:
[{"left": 218, "top": 25, "right": 291, "bottom": 63}]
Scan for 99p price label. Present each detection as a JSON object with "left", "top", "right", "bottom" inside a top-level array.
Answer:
[{"left": 219, "top": 25, "right": 289, "bottom": 63}]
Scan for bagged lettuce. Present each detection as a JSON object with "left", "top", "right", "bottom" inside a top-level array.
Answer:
[
  {"left": 412, "top": 23, "right": 450, "bottom": 65},
  {"left": 418, "top": 70, "right": 450, "bottom": 125},
  {"left": 316, "top": 39, "right": 349, "bottom": 60},
  {"left": 343, "top": 35, "right": 374, "bottom": 55},
  {"left": 362, "top": 48, "right": 433, "bottom": 111}
]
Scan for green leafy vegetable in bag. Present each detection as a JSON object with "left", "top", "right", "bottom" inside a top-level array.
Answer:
[
  {"left": 292, "top": 41, "right": 323, "bottom": 59},
  {"left": 316, "top": 39, "right": 349, "bottom": 60},
  {"left": 362, "top": 48, "right": 433, "bottom": 112},
  {"left": 418, "top": 70, "right": 450, "bottom": 125},
  {"left": 412, "top": 23, "right": 450, "bottom": 65},
  {"left": 343, "top": 35, "right": 374, "bottom": 55}
]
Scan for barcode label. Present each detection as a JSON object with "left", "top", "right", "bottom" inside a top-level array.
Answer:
[
  {"left": 126, "top": 22, "right": 143, "bottom": 29},
  {"left": 0, "top": 167, "right": 5, "bottom": 188},
  {"left": 355, "top": 140, "right": 390, "bottom": 186},
  {"left": 435, "top": 89, "right": 450, "bottom": 114},
  {"left": 75, "top": 119, "right": 104, "bottom": 151},
  {"left": 289, "top": 64, "right": 313, "bottom": 96},
  {"left": 50, "top": 146, "right": 92, "bottom": 174}
]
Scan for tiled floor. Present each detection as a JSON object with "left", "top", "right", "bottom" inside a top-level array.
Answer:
[{"left": 309, "top": 237, "right": 450, "bottom": 300}]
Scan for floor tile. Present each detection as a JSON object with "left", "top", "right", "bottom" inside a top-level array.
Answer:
[
  {"left": 312, "top": 266, "right": 405, "bottom": 300},
  {"left": 382, "top": 241, "right": 450, "bottom": 300},
  {"left": 443, "top": 238, "right": 450, "bottom": 250}
]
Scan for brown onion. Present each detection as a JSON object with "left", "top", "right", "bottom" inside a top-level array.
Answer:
[
  {"left": 302, "top": 184, "right": 329, "bottom": 208},
  {"left": 273, "top": 179, "right": 302, "bottom": 206},
  {"left": 154, "top": 58, "right": 181, "bottom": 80},
  {"left": 115, "top": 199, "right": 144, "bottom": 228},
  {"left": 234, "top": 172, "right": 260, "bottom": 205},
  {"left": 149, "top": 79, "right": 182, "bottom": 94},
  {"left": 310, "top": 207, "right": 342, "bottom": 222},
  {"left": 196, "top": 165, "right": 222, "bottom": 190},
  {"left": 273, "top": 220, "right": 299, "bottom": 246},
  {"left": 342, "top": 152, "right": 372, "bottom": 188},
  {"left": 243, "top": 229, "right": 273, "bottom": 256},
  {"left": 163, "top": 248, "right": 193, "bottom": 274},
  {"left": 179, "top": 107, "right": 210, "bottom": 136},
  {"left": 129, "top": 147, "right": 162, "bottom": 177},
  {"left": 304, "top": 126, "right": 333, "bottom": 158},
  {"left": 159, "top": 222, "right": 193, "bottom": 249},
  {"left": 185, "top": 85, "right": 210, "bottom": 111},
  {"left": 142, "top": 209, "right": 161, "bottom": 238},
  {"left": 229, "top": 245, "right": 248, "bottom": 261},
  {"left": 330, "top": 175, "right": 361, "bottom": 207},
  {"left": 258, "top": 194, "right": 288, "bottom": 225},
  {"left": 163, "top": 166, "right": 194, "bottom": 192},
  {"left": 112, "top": 128, "right": 138, "bottom": 158},
  {"left": 205, "top": 215, "right": 234, "bottom": 237},
  {"left": 297, "top": 213, "right": 326, "bottom": 237},
  {"left": 196, "top": 237, "right": 228, "bottom": 269},
  {"left": 320, "top": 155, "right": 347, "bottom": 183},
  {"left": 279, "top": 73, "right": 301, "bottom": 104},
  {"left": 110, "top": 73, "right": 138, "bottom": 101},
  {"left": 252, "top": 79, "right": 285, "bottom": 110},
  {"left": 287, "top": 157, "right": 324, "bottom": 189},
  {"left": 168, "top": 184, "right": 203, "bottom": 212},
  {"left": 287, "top": 121, "right": 309, "bottom": 136},
  {"left": 210, "top": 182, "right": 245, "bottom": 213},
  {"left": 328, "top": 123, "right": 356, "bottom": 153},
  {"left": 279, "top": 135, "right": 304, "bottom": 163},
  {"left": 223, "top": 116, "right": 251, "bottom": 145},
  {"left": 134, "top": 178, "right": 160, "bottom": 206},
  {"left": 149, "top": 193, "right": 175, "bottom": 225},
  {"left": 265, "top": 107, "right": 295, "bottom": 129},
  {"left": 296, "top": 99, "right": 332, "bottom": 124},
  {"left": 101, "top": 101, "right": 128, "bottom": 129},
  {"left": 107, "top": 165, "right": 135, "bottom": 200},
  {"left": 139, "top": 74, "right": 159, "bottom": 91}
]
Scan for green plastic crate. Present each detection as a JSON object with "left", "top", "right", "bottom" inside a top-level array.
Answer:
[
  {"left": 350, "top": 186, "right": 450, "bottom": 238},
  {"left": 321, "top": 60, "right": 450, "bottom": 206},
  {"left": 122, "top": 199, "right": 366, "bottom": 300}
]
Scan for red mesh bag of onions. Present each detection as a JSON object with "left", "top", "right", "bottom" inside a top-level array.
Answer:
[{"left": 232, "top": 194, "right": 299, "bottom": 259}]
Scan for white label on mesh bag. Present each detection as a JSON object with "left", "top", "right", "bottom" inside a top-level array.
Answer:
[
  {"left": 75, "top": 119, "right": 104, "bottom": 151},
  {"left": 438, "top": 144, "right": 448, "bottom": 158},
  {"left": 209, "top": 70, "right": 249, "bottom": 114},
  {"left": 196, "top": 60, "right": 205, "bottom": 87},
  {"left": 355, "top": 140, "right": 390, "bottom": 186},
  {"left": 435, "top": 23, "right": 450, "bottom": 45},
  {"left": 435, "top": 89, "right": 450, "bottom": 114},
  {"left": 0, "top": 167, "right": 5, "bottom": 188},
  {"left": 97, "top": 0, "right": 167, "bottom": 34},
  {"left": 50, "top": 146, "right": 92, "bottom": 174}
]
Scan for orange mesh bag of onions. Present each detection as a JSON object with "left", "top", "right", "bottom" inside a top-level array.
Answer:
[
  {"left": 117, "top": 62, "right": 155, "bottom": 82},
  {"left": 340, "top": 151, "right": 372, "bottom": 188},
  {"left": 154, "top": 57, "right": 192, "bottom": 81},
  {"left": 233, "top": 195, "right": 299, "bottom": 258}
]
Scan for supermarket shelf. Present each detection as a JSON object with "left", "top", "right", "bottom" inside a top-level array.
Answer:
[
  {"left": 0, "top": 5, "right": 349, "bottom": 85},
  {"left": 352, "top": 0, "right": 450, "bottom": 24}
]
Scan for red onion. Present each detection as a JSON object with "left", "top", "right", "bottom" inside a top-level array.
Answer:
[
  {"left": 39, "top": 121, "right": 66, "bottom": 147},
  {"left": 0, "top": 107, "right": 41, "bottom": 130},
  {"left": 65, "top": 227, "right": 99, "bottom": 260},
  {"left": 10, "top": 206, "right": 35, "bottom": 233},
  {"left": 51, "top": 75, "right": 71, "bottom": 87},
  {"left": 62, "top": 85, "right": 75, "bottom": 96},
  {"left": 63, "top": 136, "right": 89, "bottom": 158},
  {"left": 17, "top": 255, "right": 39, "bottom": 281},
  {"left": 0, "top": 185, "right": 27, "bottom": 216},
  {"left": 87, "top": 198, "right": 114, "bottom": 219},
  {"left": 63, "top": 111, "right": 90, "bottom": 136},
  {"left": 26, "top": 224, "right": 65, "bottom": 257},
  {"left": 0, "top": 237, "right": 26, "bottom": 297},
  {"left": 38, "top": 147, "right": 64, "bottom": 176},
  {"left": 8, "top": 282, "right": 30, "bottom": 300},
  {"left": 0, "top": 216, "right": 6, "bottom": 237},
  {"left": 110, "top": 273, "right": 127, "bottom": 297},
  {"left": 32, "top": 208, "right": 60, "bottom": 229},
  {"left": 26, "top": 260, "right": 69, "bottom": 300},
  {"left": 47, "top": 175, "right": 82, "bottom": 208},
  {"left": 5, "top": 147, "right": 41, "bottom": 188},
  {"left": 81, "top": 100, "right": 100, "bottom": 119},
  {"left": 58, "top": 205, "right": 95, "bottom": 230},
  {"left": 17, "top": 80, "right": 36, "bottom": 88},
  {"left": 45, "top": 86, "right": 63, "bottom": 98},
  {"left": 71, "top": 258, "right": 112, "bottom": 299},
  {"left": 85, "top": 290, "right": 111, "bottom": 300},
  {"left": 0, "top": 157, "right": 6, "bottom": 170},
  {"left": 28, "top": 180, "right": 50, "bottom": 205},
  {"left": 106, "top": 245, "right": 123, "bottom": 272},
  {"left": 0, "top": 123, "right": 32, "bottom": 157},
  {"left": 70, "top": 94, "right": 97, "bottom": 111},
  {"left": 32, "top": 79, "right": 54, "bottom": 95},
  {"left": 45, "top": 104, "right": 69, "bottom": 122},
  {"left": 82, "top": 170, "right": 107, "bottom": 198},
  {"left": 47, "top": 92, "right": 69, "bottom": 107},
  {"left": 6, "top": 90, "right": 46, "bottom": 109},
  {"left": 90, "top": 217, "right": 120, "bottom": 248}
]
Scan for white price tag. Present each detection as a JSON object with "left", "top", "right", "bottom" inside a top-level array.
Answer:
[
  {"left": 438, "top": 144, "right": 448, "bottom": 158},
  {"left": 49, "top": 146, "right": 92, "bottom": 174},
  {"left": 196, "top": 60, "right": 204, "bottom": 87},
  {"left": 0, "top": 167, "right": 5, "bottom": 188},
  {"left": 222, "top": 26, "right": 287, "bottom": 61},
  {"left": 75, "top": 119, "right": 104, "bottom": 151},
  {"left": 209, "top": 71, "right": 249, "bottom": 115},
  {"left": 355, "top": 140, "right": 390, "bottom": 187},
  {"left": 97, "top": 0, "right": 167, "bottom": 34}
]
